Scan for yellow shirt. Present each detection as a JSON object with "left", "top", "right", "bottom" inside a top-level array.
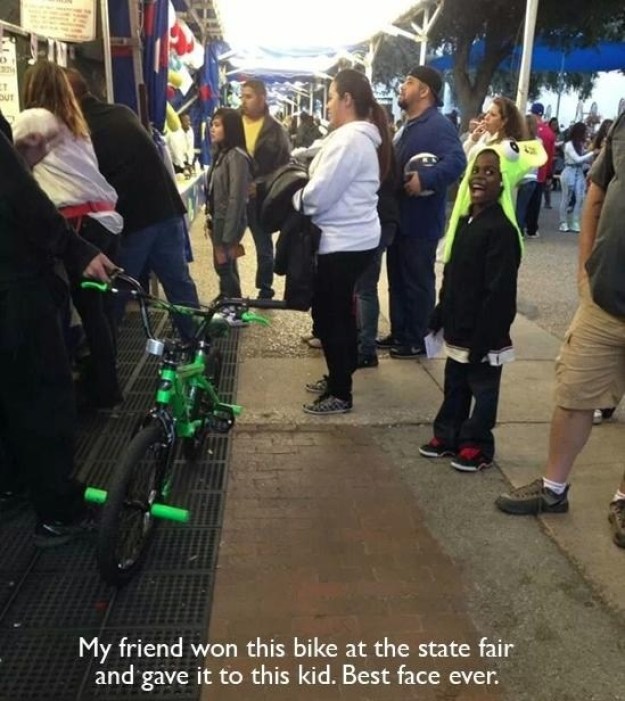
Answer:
[{"left": 243, "top": 115, "right": 265, "bottom": 157}]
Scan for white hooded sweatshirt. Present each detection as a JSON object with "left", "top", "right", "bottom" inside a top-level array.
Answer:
[{"left": 296, "top": 120, "right": 381, "bottom": 254}]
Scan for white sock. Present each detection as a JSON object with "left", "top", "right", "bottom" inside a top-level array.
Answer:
[
  {"left": 611, "top": 490, "right": 625, "bottom": 503},
  {"left": 543, "top": 477, "right": 567, "bottom": 495}
]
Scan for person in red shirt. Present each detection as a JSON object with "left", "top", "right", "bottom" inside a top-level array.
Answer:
[{"left": 524, "top": 103, "right": 556, "bottom": 238}]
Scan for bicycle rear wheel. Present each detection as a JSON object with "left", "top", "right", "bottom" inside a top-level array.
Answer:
[
  {"left": 182, "top": 349, "right": 222, "bottom": 462},
  {"left": 97, "top": 422, "right": 172, "bottom": 586}
]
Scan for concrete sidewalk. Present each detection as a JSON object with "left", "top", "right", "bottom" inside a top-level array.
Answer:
[{"left": 187, "top": 219, "right": 625, "bottom": 700}]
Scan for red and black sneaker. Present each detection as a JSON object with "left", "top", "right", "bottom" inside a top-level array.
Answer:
[
  {"left": 451, "top": 447, "right": 493, "bottom": 472},
  {"left": 419, "top": 437, "right": 455, "bottom": 458}
]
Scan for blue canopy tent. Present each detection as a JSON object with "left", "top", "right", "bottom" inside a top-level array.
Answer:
[
  {"left": 429, "top": 41, "right": 625, "bottom": 74},
  {"left": 222, "top": 44, "right": 363, "bottom": 83}
]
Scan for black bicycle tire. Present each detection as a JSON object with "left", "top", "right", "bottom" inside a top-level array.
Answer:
[
  {"left": 182, "top": 349, "right": 222, "bottom": 462},
  {"left": 97, "top": 422, "right": 169, "bottom": 587}
]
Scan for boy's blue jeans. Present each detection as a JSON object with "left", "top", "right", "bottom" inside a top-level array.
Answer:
[{"left": 433, "top": 358, "right": 503, "bottom": 460}]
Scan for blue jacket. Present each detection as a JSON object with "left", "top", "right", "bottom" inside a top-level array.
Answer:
[{"left": 394, "top": 107, "right": 466, "bottom": 240}]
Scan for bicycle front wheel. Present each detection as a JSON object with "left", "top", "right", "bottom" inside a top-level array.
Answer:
[{"left": 97, "top": 422, "right": 172, "bottom": 587}]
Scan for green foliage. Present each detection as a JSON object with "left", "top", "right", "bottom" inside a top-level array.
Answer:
[
  {"left": 372, "top": 35, "right": 422, "bottom": 87},
  {"left": 409, "top": 0, "right": 625, "bottom": 126}
]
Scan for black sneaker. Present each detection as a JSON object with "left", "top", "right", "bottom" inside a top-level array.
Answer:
[
  {"left": 34, "top": 511, "right": 97, "bottom": 549},
  {"left": 608, "top": 500, "right": 625, "bottom": 548},
  {"left": 451, "top": 447, "right": 493, "bottom": 472},
  {"left": 495, "top": 479, "right": 569, "bottom": 515},
  {"left": 357, "top": 354, "right": 379, "bottom": 369},
  {"left": 0, "top": 490, "right": 29, "bottom": 523},
  {"left": 305, "top": 376, "right": 328, "bottom": 394},
  {"left": 376, "top": 334, "right": 397, "bottom": 349},
  {"left": 389, "top": 345, "right": 425, "bottom": 359},
  {"left": 303, "top": 394, "right": 352, "bottom": 415},
  {"left": 419, "top": 437, "right": 455, "bottom": 458}
]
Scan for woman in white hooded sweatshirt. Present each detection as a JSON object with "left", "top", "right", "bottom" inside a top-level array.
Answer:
[{"left": 293, "top": 69, "right": 392, "bottom": 414}]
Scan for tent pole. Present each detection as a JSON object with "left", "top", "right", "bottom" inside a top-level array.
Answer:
[
  {"left": 555, "top": 52, "right": 565, "bottom": 120},
  {"left": 516, "top": 0, "right": 540, "bottom": 110},
  {"left": 419, "top": 7, "right": 429, "bottom": 64},
  {"left": 101, "top": 0, "right": 114, "bottom": 101}
]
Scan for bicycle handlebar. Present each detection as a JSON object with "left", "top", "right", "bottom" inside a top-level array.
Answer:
[{"left": 80, "top": 272, "right": 286, "bottom": 340}]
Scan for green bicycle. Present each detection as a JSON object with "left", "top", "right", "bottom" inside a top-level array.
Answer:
[{"left": 81, "top": 272, "right": 284, "bottom": 586}]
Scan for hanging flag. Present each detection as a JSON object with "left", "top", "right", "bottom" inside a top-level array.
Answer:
[
  {"left": 142, "top": 0, "right": 170, "bottom": 131},
  {"left": 198, "top": 41, "right": 224, "bottom": 165}
]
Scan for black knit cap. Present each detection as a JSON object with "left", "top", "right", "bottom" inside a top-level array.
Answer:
[{"left": 407, "top": 66, "right": 444, "bottom": 107}]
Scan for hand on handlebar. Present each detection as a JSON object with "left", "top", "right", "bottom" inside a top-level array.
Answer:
[{"left": 82, "top": 253, "right": 121, "bottom": 283}]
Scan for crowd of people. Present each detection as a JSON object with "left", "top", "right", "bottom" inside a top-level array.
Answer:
[{"left": 2, "top": 55, "right": 623, "bottom": 552}]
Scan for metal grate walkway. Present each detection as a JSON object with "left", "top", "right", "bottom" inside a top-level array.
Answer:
[{"left": 0, "top": 313, "right": 241, "bottom": 700}]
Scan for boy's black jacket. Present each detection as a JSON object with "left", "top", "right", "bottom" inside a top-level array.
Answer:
[{"left": 430, "top": 202, "right": 521, "bottom": 361}]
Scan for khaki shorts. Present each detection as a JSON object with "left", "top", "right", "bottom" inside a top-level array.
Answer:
[{"left": 555, "top": 279, "right": 625, "bottom": 410}]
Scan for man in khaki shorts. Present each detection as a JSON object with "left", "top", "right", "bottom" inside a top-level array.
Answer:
[{"left": 496, "top": 113, "right": 625, "bottom": 548}]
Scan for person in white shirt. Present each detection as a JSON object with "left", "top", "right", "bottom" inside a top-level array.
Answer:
[
  {"left": 13, "top": 60, "right": 123, "bottom": 409},
  {"left": 167, "top": 113, "right": 195, "bottom": 173},
  {"left": 558, "top": 122, "right": 597, "bottom": 233},
  {"left": 293, "top": 69, "right": 392, "bottom": 415}
]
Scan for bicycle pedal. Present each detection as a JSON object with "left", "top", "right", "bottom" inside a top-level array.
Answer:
[{"left": 207, "top": 409, "right": 235, "bottom": 433}]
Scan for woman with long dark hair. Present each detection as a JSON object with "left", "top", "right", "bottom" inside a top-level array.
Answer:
[
  {"left": 206, "top": 107, "right": 252, "bottom": 300},
  {"left": 591, "top": 118, "right": 613, "bottom": 152},
  {"left": 559, "top": 122, "right": 595, "bottom": 233},
  {"left": 13, "top": 60, "right": 123, "bottom": 409},
  {"left": 294, "top": 68, "right": 392, "bottom": 414},
  {"left": 463, "top": 96, "right": 527, "bottom": 161}
]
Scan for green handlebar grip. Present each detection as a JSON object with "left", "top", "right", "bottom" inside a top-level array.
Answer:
[
  {"left": 241, "top": 311, "right": 270, "bottom": 326},
  {"left": 151, "top": 503, "right": 190, "bottom": 522},
  {"left": 81, "top": 280, "right": 109, "bottom": 292},
  {"left": 85, "top": 487, "right": 107, "bottom": 504},
  {"left": 219, "top": 402, "right": 242, "bottom": 416}
]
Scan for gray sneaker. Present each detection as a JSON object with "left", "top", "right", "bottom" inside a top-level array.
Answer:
[
  {"left": 305, "top": 376, "right": 328, "bottom": 394},
  {"left": 303, "top": 394, "right": 352, "bottom": 415},
  {"left": 608, "top": 500, "right": 625, "bottom": 548},
  {"left": 495, "top": 479, "right": 569, "bottom": 515}
]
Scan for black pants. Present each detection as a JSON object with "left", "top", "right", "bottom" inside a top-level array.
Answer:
[
  {"left": 214, "top": 255, "right": 241, "bottom": 298},
  {"left": 525, "top": 181, "right": 545, "bottom": 237},
  {"left": 386, "top": 234, "right": 438, "bottom": 348},
  {"left": 0, "top": 278, "right": 85, "bottom": 523},
  {"left": 247, "top": 200, "right": 274, "bottom": 298},
  {"left": 312, "top": 249, "right": 375, "bottom": 401},
  {"left": 434, "top": 358, "right": 503, "bottom": 460},
  {"left": 70, "top": 217, "right": 122, "bottom": 407}
]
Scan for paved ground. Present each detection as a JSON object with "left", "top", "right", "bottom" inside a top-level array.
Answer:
[{"left": 186, "top": 189, "right": 625, "bottom": 701}]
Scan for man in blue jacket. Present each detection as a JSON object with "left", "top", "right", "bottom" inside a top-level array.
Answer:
[{"left": 380, "top": 66, "right": 466, "bottom": 358}]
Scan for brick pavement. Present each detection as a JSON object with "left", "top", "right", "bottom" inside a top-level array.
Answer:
[{"left": 202, "top": 426, "right": 504, "bottom": 700}]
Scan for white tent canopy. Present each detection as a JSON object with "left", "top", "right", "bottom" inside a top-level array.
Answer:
[{"left": 213, "top": 0, "right": 430, "bottom": 51}]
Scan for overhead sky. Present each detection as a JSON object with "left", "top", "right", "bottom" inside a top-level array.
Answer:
[{"left": 213, "top": 0, "right": 424, "bottom": 51}]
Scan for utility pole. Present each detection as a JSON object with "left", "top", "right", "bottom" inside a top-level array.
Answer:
[{"left": 516, "top": 0, "right": 540, "bottom": 110}]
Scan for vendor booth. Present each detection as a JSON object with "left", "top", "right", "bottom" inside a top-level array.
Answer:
[{"left": 0, "top": 0, "right": 225, "bottom": 232}]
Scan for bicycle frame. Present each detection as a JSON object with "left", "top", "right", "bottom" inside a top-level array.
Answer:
[{"left": 82, "top": 272, "right": 285, "bottom": 523}]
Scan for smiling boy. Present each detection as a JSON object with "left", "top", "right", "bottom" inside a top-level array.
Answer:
[{"left": 419, "top": 148, "right": 522, "bottom": 472}]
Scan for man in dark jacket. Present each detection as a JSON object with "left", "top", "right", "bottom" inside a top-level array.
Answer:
[
  {"left": 0, "top": 115, "right": 117, "bottom": 546},
  {"left": 380, "top": 66, "right": 465, "bottom": 359},
  {"left": 241, "top": 79, "right": 291, "bottom": 299},
  {"left": 65, "top": 70, "right": 200, "bottom": 338}
]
